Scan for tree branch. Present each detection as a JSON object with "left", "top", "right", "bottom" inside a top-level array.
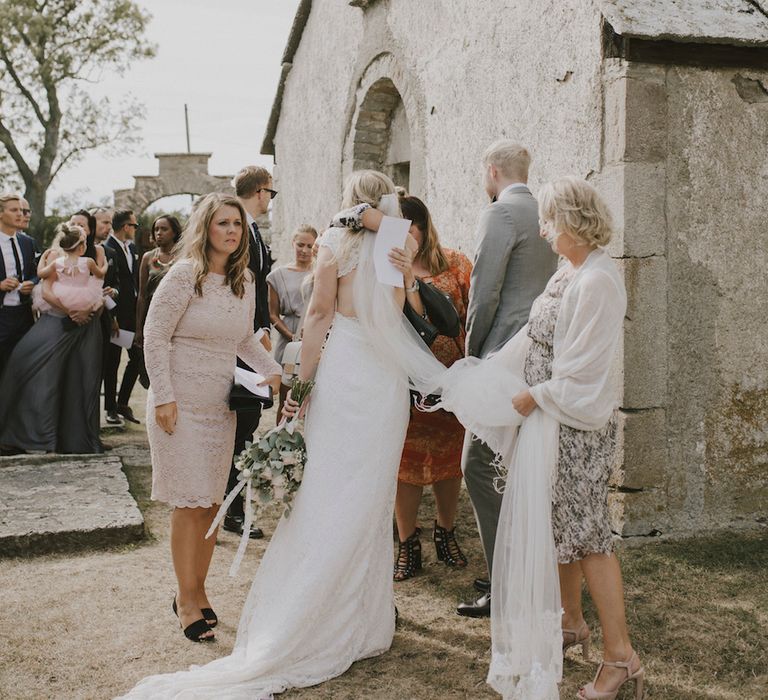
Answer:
[
  {"left": 0, "top": 43, "right": 47, "bottom": 126},
  {"left": 0, "top": 116, "right": 33, "bottom": 183}
]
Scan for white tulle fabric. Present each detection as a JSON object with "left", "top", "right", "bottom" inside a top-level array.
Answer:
[{"left": 431, "top": 249, "right": 626, "bottom": 699}]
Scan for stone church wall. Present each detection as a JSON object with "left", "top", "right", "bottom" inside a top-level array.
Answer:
[{"left": 267, "top": 0, "right": 768, "bottom": 537}]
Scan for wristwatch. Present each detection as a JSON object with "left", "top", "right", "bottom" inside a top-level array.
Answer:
[{"left": 405, "top": 279, "right": 420, "bottom": 293}]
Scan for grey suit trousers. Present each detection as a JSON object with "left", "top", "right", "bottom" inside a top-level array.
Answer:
[{"left": 462, "top": 432, "right": 504, "bottom": 576}]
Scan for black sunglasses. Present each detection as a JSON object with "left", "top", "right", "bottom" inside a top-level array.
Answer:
[
  {"left": 21, "top": 209, "right": 31, "bottom": 215},
  {"left": 258, "top": 188, "right": 278, "bottom": 200}
]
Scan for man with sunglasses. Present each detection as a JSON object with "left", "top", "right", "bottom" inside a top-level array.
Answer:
[
  {"left": 222, "top": 166, "right": 277, "bottom": 539},
  {"left": 104, "top": 209, "right": 141, "bottom": 425}
]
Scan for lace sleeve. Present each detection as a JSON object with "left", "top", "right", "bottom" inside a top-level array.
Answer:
[
  {"left": 144, "top": 261, "right": 196, "bottom": 406},
  {"left": 237, "top": 281, "right": 282, "bottom": 377},
  {"left": 329, "top": 203, "right": 371, "bottom": 231}
]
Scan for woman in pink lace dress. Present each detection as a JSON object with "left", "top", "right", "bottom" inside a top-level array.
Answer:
[{"left": 143, "top": 193, "right": 281, "bottom": 643}]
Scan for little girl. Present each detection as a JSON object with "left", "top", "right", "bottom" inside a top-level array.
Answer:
[{"left": 36, "top": 222, "right": 107, "bottom": 312}]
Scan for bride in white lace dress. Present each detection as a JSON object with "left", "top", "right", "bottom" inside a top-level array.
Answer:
[{"left": 120, "top": 171, "right": 443, "bottom": 699}]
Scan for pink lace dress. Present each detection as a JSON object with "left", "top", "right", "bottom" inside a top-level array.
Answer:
[
  {"left": 50, "top": 257, "right": 104, "bottom": 311},
  {"left": 143, "top": 260, "right": 281, "bottom": 508}
]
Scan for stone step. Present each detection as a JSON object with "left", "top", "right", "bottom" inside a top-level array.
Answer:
[{"left": 0, "top": 454, "right": 145, "bottom": 557}]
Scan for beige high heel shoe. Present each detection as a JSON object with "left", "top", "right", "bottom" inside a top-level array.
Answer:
[
  {"left": 563, "top": 622, "right": 591, "bottom": 660},
  {"left": 578, "top": 651, "right": 644, "bottom": 699}
]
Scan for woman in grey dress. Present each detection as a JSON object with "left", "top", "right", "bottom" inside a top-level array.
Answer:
[
  {"left": 266, "top": 224, "right": 317, "bottom": 415},
  {"left": 0, "top": 222, "right": 104, "bottom": 454}
]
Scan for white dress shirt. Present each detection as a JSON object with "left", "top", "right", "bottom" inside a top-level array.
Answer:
[
  {"left": 0, "top": 230, "right": 23, "bottom": 306},
  {"left": 109, "top": 232, "right": 133, "bottom": 273}
]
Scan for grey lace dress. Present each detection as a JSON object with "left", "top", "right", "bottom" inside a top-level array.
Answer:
[{"left": 524, "top": 267, "right": 617, "bottom": 563}]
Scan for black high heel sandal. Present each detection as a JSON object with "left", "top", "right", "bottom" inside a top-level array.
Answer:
[
  {"left": 433, "top": 521, "right": 468, "bottom": 568},
  {"left": 393, "top": 529, "right": 422, "bottom": 581},
  {"left": 172, "top": 597, "right": 215, "bottom": 642},
  {"left": 173, "top": 597, "right": 218, "bottom": 628}
]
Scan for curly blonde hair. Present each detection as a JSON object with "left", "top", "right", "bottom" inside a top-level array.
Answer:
[
  {"left": 538, "top": 176, "right": 613, "bottom": 247},
  {"left": 179, "top": 193, "right": 250, "bottom": 297}
]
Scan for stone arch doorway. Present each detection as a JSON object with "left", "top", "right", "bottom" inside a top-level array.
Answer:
[
  {"left": 343, "top": 52, "right": 425, "bottom": 196},
  {"left": 113, "top": 153, "right": 234, "bottom": 214},
  {"left": 352, "top": 78, "right": 412, "bottom": 191}
]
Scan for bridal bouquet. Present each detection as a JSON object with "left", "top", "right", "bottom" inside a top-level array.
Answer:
[{"left": 207, "top": 378, "right": 315, "bottom": 575}]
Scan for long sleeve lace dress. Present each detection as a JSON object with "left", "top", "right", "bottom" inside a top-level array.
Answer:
[{"left": 144, "top": 260, "right": 280, "bottom": 508}]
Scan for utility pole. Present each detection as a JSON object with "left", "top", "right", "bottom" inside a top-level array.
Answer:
[
  {"left": 184, "top": 103, "right": 191, "bottom": 153},
  {"left": 185, "top": 104, "right": 193, "bottom": 208}
]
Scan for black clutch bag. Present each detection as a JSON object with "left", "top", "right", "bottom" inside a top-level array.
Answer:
[
  {"left": 404, "top": 302, "right": 439, "bottom": 346},
  {"left": 404, "top": 279, "right": 461, "bottom": 346},
  {"left": 419, "top": 279, "right": 461, "bottom": 338},
  {"left": 229, "top": 383, "right": 274, "bottom": 412}
]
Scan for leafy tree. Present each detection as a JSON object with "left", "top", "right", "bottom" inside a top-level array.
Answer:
[{"left": 0, "top": 0, "right": 155, "bottom": 241}]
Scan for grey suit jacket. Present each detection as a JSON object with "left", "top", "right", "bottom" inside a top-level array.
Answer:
[{"left": 465, "top": 185, "right": 558, "bottom": 358}]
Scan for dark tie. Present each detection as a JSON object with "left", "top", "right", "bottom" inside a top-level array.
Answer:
[
  {"left": 251, "top": 222, "right": 263, "bottom": 270},
  {"left": 10, "top": 236, "right": 23, "bottom": 280}
]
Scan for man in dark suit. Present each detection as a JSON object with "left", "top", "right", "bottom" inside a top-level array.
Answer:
[
  {"left": 104, "top": 209, "right": 141, "bottom": 425},
  {"left": 91, "top": 208, "right": 122, "bottom": 423},
  {"left": 223, "top": 166, "right": 276, "bottom": 538},
  {"left": 0, "top": 193, "right": 38, "bottom": 379}
]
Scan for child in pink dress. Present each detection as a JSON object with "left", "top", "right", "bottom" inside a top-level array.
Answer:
[{"left": 36, "top": 222, "right": 106, "bottom": 312}]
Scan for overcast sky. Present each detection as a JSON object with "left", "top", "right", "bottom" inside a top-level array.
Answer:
[{"left": 49, "top": 0, "right": 301, "bottom": 210}]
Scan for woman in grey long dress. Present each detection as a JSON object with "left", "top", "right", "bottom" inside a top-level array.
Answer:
[
  {"left": 266, "top": 224, "right": 317, "bottom": 415},
  {"left": 0, "top": 224, "right": 104, "bottom": 454}
]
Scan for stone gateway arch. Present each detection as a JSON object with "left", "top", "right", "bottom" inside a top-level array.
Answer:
[{"left": 113, "top": 152, "right": 234, "bottom": 213}]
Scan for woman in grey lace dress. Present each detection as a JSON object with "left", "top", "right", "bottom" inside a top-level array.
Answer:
[{"left": 511, "top": 177, "right": 643, "bottom": 700}]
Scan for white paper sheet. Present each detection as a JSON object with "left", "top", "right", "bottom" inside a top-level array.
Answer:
[
  {"left": 104, "top": 295, "right": 117, "bottom": 310},
  {"left": 373, "top": 215, "right": 411, "bottom": 287},
  {"left": 234, "top": 367, "right": 271, "bottom": 398},
  {"left": 110, "top": 329, "right": 135, "bottom": 349}
]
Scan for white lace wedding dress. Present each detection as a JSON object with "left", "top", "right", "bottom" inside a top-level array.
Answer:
[{"left": 120, "top": 228, "right": 412, "bottom": 699}]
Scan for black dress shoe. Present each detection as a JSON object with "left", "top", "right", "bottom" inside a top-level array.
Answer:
[
  {"left": 474, "top": 577, "right": 491, "bottom": 593},
  {"left": 105, "top": 410, "right": 122, "bottom": 425},
  {"left": 117, "top": 404, "right": 140, "bottom": 424},
  {"left": 222, "top": 514, "right": 264, "bottom": 539},
  {"left": 456, "top": 592, "right": 491, "bottom": 618}
]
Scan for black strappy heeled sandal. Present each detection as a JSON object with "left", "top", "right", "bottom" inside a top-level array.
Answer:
[
  {"left": 172, "top": 597, "right": 215, "bottom": 642},
  {"left": 173, "top": 597, "right": 218, "bottom": 628},
  {"left": 433, "top": 521, "right": 468, "bottom": 568},
  {"left": 393, "top": 529, "right": 422, "bottom": 581}
]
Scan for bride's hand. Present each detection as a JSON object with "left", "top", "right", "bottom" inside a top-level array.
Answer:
[
  {"left": 282, "top": 392, "right": 309, "bottom": 421},
  {"left": 388, "top": 234, "right": 416, "bottom": 281},
  {"left": 511, "top": 389, "right": 537, "bottom": 417}
]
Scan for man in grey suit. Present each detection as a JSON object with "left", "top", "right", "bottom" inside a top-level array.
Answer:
[{"left": 457, "top": 141, "right": 557, "bottom": 617}]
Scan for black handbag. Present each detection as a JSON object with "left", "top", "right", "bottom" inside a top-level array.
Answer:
[
  {"left": 403, "top": 279, "right": 461, "bottom": 346},
  {"left": 419, "top": 279, "right": 461, "bottom": 338},
  {"left": 229, "top": 383, "right": 274, "bottom": 412}
]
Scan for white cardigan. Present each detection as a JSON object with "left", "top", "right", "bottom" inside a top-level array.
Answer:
[{"left": 529, "top": 248, "right": 626, "bottom": 431}]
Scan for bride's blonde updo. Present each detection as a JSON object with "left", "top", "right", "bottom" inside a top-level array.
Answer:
[
  {"left": 335, "top": 170, "right": 399, "bottom": 266},
  {"left": 341, "top": 169, "right": 398, "bottom": 210}
]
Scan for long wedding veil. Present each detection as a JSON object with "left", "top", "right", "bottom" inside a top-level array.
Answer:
[{"left": 352, "top": 230, "right": 564, "bottom": 699}]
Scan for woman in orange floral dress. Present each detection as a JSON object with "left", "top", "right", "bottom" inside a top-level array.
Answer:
[{"left": 394, "top": 196, "right": 473, "bottom": 581}]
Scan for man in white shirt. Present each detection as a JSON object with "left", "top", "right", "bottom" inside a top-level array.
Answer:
[{"left": 0, "top": 193, "right": 36, "bottom": 378}]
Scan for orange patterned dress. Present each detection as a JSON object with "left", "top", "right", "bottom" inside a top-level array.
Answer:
[{"left": 398, "top": 249, "right": 472, "bottom": 486}]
